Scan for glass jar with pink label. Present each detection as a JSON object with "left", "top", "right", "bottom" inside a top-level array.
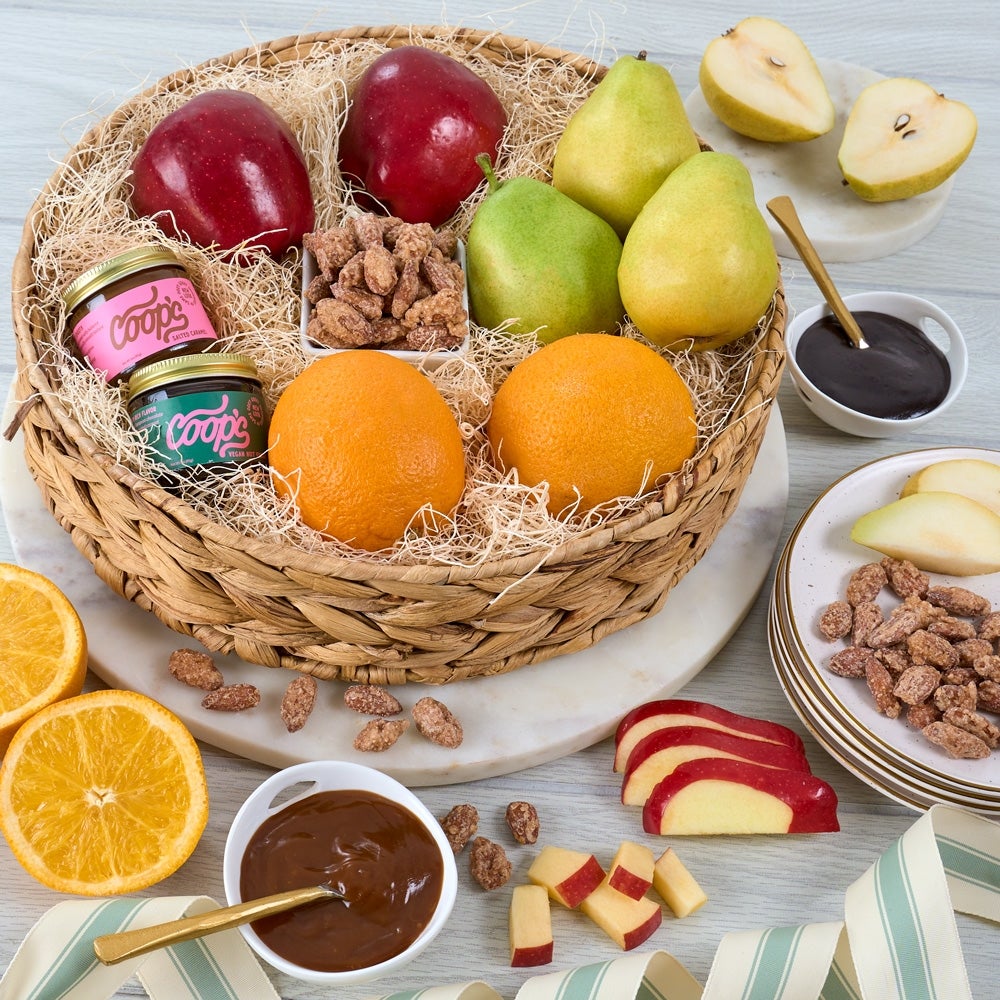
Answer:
[{"left": 61, "top": 245, "right": 219, "bottom": 384}]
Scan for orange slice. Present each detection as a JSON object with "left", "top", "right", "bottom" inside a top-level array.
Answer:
[
  {"left": 0, "top": 689, "right": 209, "bottom": 895},
  {"left": 0, "top": 562, "right": 88, "bottom": 755}
]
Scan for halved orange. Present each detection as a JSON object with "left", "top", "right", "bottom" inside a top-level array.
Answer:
[
  {"left": 0, "top": 562, "right": 88, "bottom": 755},
  {"left": 0, "top": 689, "right": 209, "bottom": 895}
]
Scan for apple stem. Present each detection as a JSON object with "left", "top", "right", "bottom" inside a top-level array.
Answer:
[{"left": 476, "top": 153, "right": 500, "bottom": 192}]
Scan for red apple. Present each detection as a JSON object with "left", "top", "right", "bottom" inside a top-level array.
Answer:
[
  {"left": 509, "top": 884, "right": 554, "bottom": 967},
  {"left": 129, "top": 89, "right": 314, "bottom": 259},
  {"left": 527, "top": 845, "right": 605, "bottom": 908},
  {"left": 607, "top": 841, "right": 655, "bottom": 900},
  {"left": 580, "top": 877, "right": 663, "bottom": 950},
  {"left": 338, "top": 46, "right": 507, "bottom": 226}
]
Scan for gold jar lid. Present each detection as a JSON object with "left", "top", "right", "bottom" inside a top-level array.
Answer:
[
  {"left": 126, "top": 352, "right": 260, "bottom": 402},
  {"left": 61, "top": 245, "right": 184, "bottom": 313}
]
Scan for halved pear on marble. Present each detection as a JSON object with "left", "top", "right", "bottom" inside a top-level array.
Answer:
[
  {"left": 850, "top": 491, "right": 1000, "bottom": 576},
  {"left": 699, "top": 17, "right": 835, "bottom": 142},
  {"left": 900, "top": 458, "right": 1000, "bottom": 515},
  {"left": 838, "top": 77, "right": 977, "bottom": 202}
]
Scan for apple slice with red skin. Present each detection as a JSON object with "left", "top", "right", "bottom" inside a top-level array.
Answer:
[
  {"left": 614, "top": 698, "right": 805, "bottom": 772},
  {"left": 527, "top": 845, "right": 605, "bottom": 908},
  {"left": 607, "top": 840, "right": 655, "bottom": 900},
  {"left": 642, "top": 757, "right": 840, "bottom": 835},
  {"left": 621, "top": 725, "right": 812, "bottom": 806},
  {"left": 579, "top": 876, "right": 663, "bottom": 950},
  {"left": 509, "top": 884, "right": 553, "bottom": 967}
]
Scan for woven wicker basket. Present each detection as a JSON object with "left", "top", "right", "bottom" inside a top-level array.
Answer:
[{"left": 10, "top": 26, "right": 786, "bottom": 685}]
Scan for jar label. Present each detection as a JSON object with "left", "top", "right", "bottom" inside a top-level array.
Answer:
[
  {"left": 71, "top": 278, "right": 218, "bottom": 381},
  {"left": 131, "top": 389, "right": 268, "bottom": 471}
]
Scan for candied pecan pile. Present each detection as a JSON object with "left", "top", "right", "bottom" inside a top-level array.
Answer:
[
  {"left": 819, "top": 557, "right": 1000, "bottom": 760},
  {"left": 303, "top": 213, "right": 468, "bottom": 352}
]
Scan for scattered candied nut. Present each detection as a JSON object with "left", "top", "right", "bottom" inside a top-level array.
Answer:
[
  {"left": 977, "top": 680, "right": 1000, "bottom": 714},
  {"left": 973, "top": 654, "right": 1000, "bottom": 682},
  {"left": 202, "top": 683, "right": 260, "bottom": 712},
  {"left": 875, "top": 646, "right": 912, "bottom": 676},
  {"left": 942, "top": 665, "right": 979, "bottom": 686},
  {"left": 505, "top": 801, "right": 540, "bottom": 845},
  {"left": 353, "top": 717, "right": 409, "bottom": 752},
  {"left": 280, "top": 674, "right": 318, "bottom": 733},
  {"left": 943, "top": 707, "right": 1000, "bottom": 749},
  {"left": 922, "top": 721, "right": 991, "bottom": 759},
  {"left": 905, "top": 702, "right": 941, "bottom": 730},
  {"left": 469, "top": 836, "right": 512, "bottom": 890},
  {"left": 846, "top": 562, "right": 887, "bottom": 606},
  {"left": 866, "top": 660, "right": 901, "bottom": 718},
  {"left": 412, "top": 696, "right": 463, "bottom": 748},
  {"left": 954, "top": 638, "right": 994, "bottom": 667},
  {"left": 977, "top": 612, "right": 1000, "bottom": 642},
  {"left": 852, "top": 601, "right": 884, "bottom": 647},
  {"left": 343, "top": 684, "right": 403, "bottom": 716},
  {"left": 927, "top": 616, "right": 977, "bottom": 642},
  {"left": 925, "top": 585, "right": 991, "bottom": 618},
  {"left": 893, "top": 664, "right": 942, "bottom": 706},
  {"left": 828, "top": 646, "right": 880, "bottom": 678},
  {"left": 818, "top": 600, "right": 852, "bottom": 640},
  {"left": 933, "top": 681, "right": 978, "bottom": 714},
  {"left": 906, "top": 629, "right": 959, "bottom": 669},
  {"left": 867, "top": 609, "right": 922, "bottom": 648},
  {"left": 440, "top": 804, "right": 479, "bottom": 853},
  {"left": 882, "top": 557, "right": 929, "bottom": 599},
  {"left": 168, "top": 648, "right": 224, "bottom": 691}
]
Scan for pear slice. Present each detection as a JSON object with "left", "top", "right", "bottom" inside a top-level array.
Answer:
[
  {"left": 699, "top": 17, "right": 835, "bottom": 142},
  {"left": 900, "top": 458, "right": 1000, "bottom": 515},
  {"left": 838, "top": 77, "right": 977, "bottom": 202},
  {"left": 850, "top": 491, "right": 1000, "bottom": 576}
]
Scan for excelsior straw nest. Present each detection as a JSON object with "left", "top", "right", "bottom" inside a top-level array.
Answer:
[{"left": 10, "top": 26, "right": 785, "bottom": 684}]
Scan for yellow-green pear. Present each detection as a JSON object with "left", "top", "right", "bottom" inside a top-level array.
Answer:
[
  {"left": 618, "top": 151, "right": 778, "bottom": 348},
  {"left": 552, "top": 51, "right": 701, "bottom": 239}
]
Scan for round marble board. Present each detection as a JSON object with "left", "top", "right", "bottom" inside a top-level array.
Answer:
[
  {"left": 1, "top": 401, "right": 787, "bottom": 787},
  {"left": 684, "top": 58, "right": 955, "bottom": 263}
]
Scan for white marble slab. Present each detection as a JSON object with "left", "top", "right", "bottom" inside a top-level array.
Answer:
[
  {"left": 1, "top": 402, "right": 787, "bottom": 787},
  {"left": 685, "top": 59, "right": 955, "bottom": 263}
]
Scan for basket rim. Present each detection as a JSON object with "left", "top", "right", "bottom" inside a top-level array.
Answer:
[{"left": 10, "top": 26, "right": 786, "bottom": 588}]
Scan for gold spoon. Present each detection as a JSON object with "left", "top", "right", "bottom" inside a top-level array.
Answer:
[
  {"left": 93, "top": 884, "right": 344, "bottom": 965},
  {"left": 766, "top": 195, "right": 871, "bottom": 350}
]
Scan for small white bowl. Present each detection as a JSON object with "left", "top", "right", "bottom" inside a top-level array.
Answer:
[
  {"left": 784, "top": 291, "right": 967, "bottom": 438},
  {"left": 223, "top": 760, "right": 457, "bottom": 986}
]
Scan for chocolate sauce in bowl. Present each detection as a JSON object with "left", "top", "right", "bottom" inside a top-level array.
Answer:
[
  {"left": 795, "top": 310, "right": 951, "bottom": 419},
  {"left": 239, "top": 789, "right": 444, "bottom": 973}
]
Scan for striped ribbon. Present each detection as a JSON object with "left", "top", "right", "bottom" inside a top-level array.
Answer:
[{"left": 1, "top": 805, "right": 995, "bottom": 1000}]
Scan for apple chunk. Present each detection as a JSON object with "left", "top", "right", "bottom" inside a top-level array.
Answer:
[
  {"left": 838, "top": 77, "right": 977, "bottom": 202},
  {"left": 509, "top": 884, "right": 554, "bottom": 967},
  {"left": 642, "top": 758, "right": 840, "bottom": 835},
  {"left": 621, "top": 725, "right": 811, "bottom": 807},
  {"left": 614, "top": 698, "right": 805, "bottom": 772},
  {"left": 699, "top": 17, "right": 835, "bottom": 142},
  {"left": 607, "top": 841, "right": 655, "bottom": 900},
  {"left": 579, "top": 877, "right": 663, "bottom": 950},
  {"left": 652, "top": 847, "right": 708, "bottom": 918},
  {"left": 850, "top": 491, "right": 1000, "bottom": 576},
  {"left": 900, "top": 458, "right": 1000, "bottom": 516},
  {"left": 527, "top": 845, "right": 605, "bottom": 908}
]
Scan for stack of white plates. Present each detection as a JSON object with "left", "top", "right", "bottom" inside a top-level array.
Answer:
[{"left": 769, "top": 447, "right": 1000, "bottom": 815}]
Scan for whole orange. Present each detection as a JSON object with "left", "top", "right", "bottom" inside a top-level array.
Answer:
[
  {"left": 486, "top": 333, "right": 697, "bottom": 515},
  {"left": 268, "top": 352, "right": 466, "bottom": 550}
]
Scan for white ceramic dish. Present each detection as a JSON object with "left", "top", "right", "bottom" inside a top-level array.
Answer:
[
  {"left": 684, "top": 58, "right": 956, "bottom": 264},
  {"left": 784, "top": 291, "right": 967, "bottom": 438},
  {"left": 223, "top": 760, "right": 457, "bottom": 985}
]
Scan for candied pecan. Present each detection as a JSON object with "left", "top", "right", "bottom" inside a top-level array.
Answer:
[
  {"left": 412, "top": 697, "right": 463, "bottom": 748},
  {"left": 304, "top": 227, "right": 357, "bottom": 275},
  {"left": 305, "top": 273, "right": 332, "bottom": 304},
  {"left": 906, "top": 629, "right": 959, "bottom": 669},
  {"left": 875, "top": 646, "right": 913, "bottom": 676},
  {"left": 363, "top": 245, "right": 398, "bottom": 295},
  {"left": 906, "top": 702, "right": 941, "bottom": 729},
  {"left": 867, "top": 608, "right": 922, "bottom": 647},
  {"left": 828, "top": 646, "right": 879, "bottom": 678},
  {"left": 925, "top": 585, "right": 991, "bottom": 618},
  {"left": 469, "top": 837, "right": 512, "bottom": 890},
  {"left": 942, "top": 666, "right": 980, "bottom": 686},
  {"left": 392, "top": 222, "right": 436, "bottom": 261},
  {"left": 337, "top": 250, "right": 367, "bottom": 288},
  {"left": 818, "top": 600, "right": 852, "bottom": 640},
  {"left": 977, "top": 680, "right": 1000, "bottom": 714},
  {"left": 350, "top": 212, "right": 386, "bottom": 249},
  {"left": 933, "top": 681, "right": 978, "bottom": 714},
  {"left": 881, "top": 557, "right": 929, "bottom": 599},
  {"left": 898, "top": 594, "right": 946, "bottom": 628},
  {"left": 893, "top": 664, "right": 941, "bottom": 706},
  {"left": 846, "top": 562, "right": 887, "bottom": 606},
  {"left": 923, "top": 720, "right": 991, "bottom": 759},
  {"left": 280, "top": 674, "right": 318, "bottom": 733},
  {"left": 314, "top": 297, "right": 375, "bottom": 346},
  {"left": 440, "top": 804, "right": 479, "bottom": 853},
  {"left": 852, "top": 601, "right": 884, "bottom": 647},
  {"left": 202, "top": 683, "right": 260, "bottom": 712},
  {"left": 421, "top": 249, "right": 464, "bottom": 293},
  {"left": 866, "top": 659, "right": 901, "bottom": 718},
  {"left": 390, "top": 259, "right": 422, "bottom": 318},
  {"left": 306, "top": 318, "right": 351, "bottom": 349},
  {"left": 432, "top": 228, "right": 458, "bottom": 257},
  {"left": 353, "top": 717, "right": 409, "bottom": 752},
  {"left": 332, "top": 283, "right": 384, "bottom": 320},
  {"left": 954, "top": 638, "right": 994, "bottom": 667},
  {"left": 977, "top": 612, "right": 1000, "bottom": 642},
  {"left": 505, "top": 801, "right": 540, "bottom": 845},
  {"left": 403, "top": 324, "right": 464, "bottom": 351},
  {"left": 343, "top": 684, "right": 403, "bottom": 716},
  {"left": 927, "top": 616, "right": 977, "bottom": 642},
  {"left": 168, "top": 648, "right": 224, "bottom": 691},
  {"left": 943, "top": 707, "right": 1000, "bottom": 749},
  {"left": 973, "top": 654, "right": 1000, "bottom": 682},
  {"left": 371, "top": 317, "right": 409, "bottom": 344}
]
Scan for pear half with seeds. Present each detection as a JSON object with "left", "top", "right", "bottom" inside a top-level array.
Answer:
[
  {"left": 699, "top": 17, "right": 835, "bottom": 142},
  {"left": 838, "top": 77, "right": 977, "bottom": 202}
]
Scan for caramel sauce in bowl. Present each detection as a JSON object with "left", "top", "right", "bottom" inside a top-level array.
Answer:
[{"left": 223, "top": 761, "right": 457, "bottom": 986}]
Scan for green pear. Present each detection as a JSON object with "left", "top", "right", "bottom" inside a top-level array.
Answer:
[
  {"left": 552, "top": 52, "right": 701, "bottom": 239},
  {"left": 618, "top": 151, "right": 778, "bottom": 348},
  {"left": 465, "top": 156, "right": 625, "bottom": 344}
]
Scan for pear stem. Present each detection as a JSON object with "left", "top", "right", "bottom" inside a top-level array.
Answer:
[
  {"left": 476, "top": 153, "right": 500, "bottom": 193},
  {"left": 637, "top": 50, "right": 647, "bottom": 60}
]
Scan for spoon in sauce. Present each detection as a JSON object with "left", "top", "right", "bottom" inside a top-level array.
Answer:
[
  {"left": 92, "top": 883, "right": 345, "bottom": 965},
  {"left": 766, "top": 195, "right": 870, "bottom": 350}
]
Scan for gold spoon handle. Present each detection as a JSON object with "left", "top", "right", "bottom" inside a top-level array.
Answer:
[
  {"left": 93, "top": 884, "right": 338, "bottom": 966},
  {"left": 766, "top": 195, "right": 870, "bottom": 349}
]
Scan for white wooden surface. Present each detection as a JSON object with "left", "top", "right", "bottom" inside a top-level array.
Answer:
[{"left": 1, "top": 2, "right": 997, "bottom": 998}]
